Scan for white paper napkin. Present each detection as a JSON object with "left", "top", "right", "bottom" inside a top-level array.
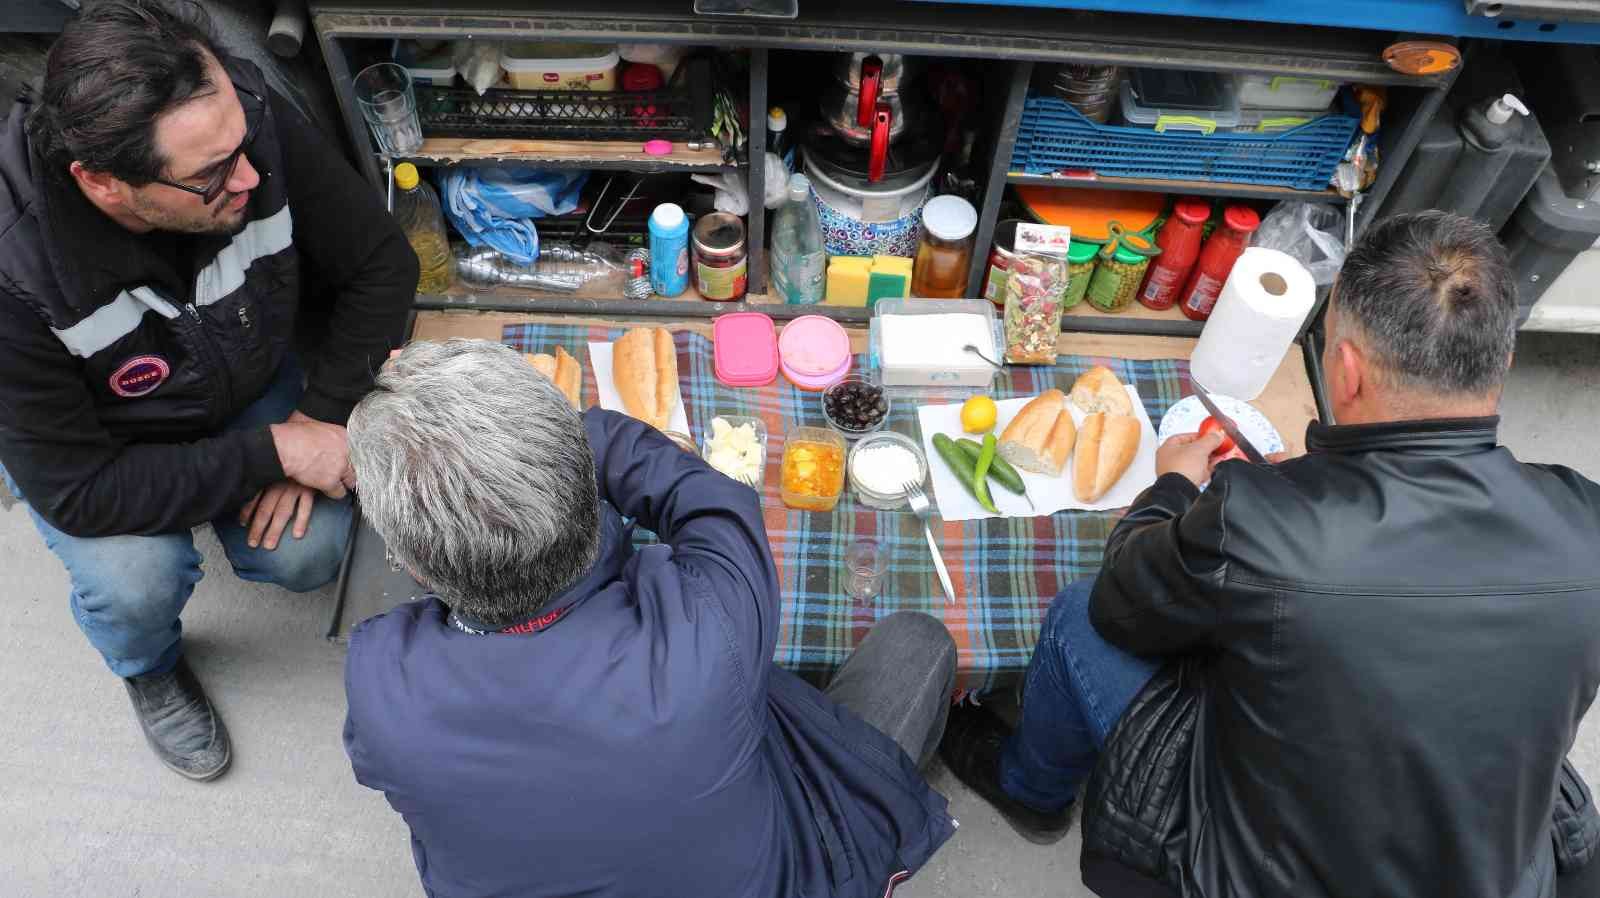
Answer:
[
  {"left": 917, "top": 385, "right": 1159, "bottom": 521},
  {"left": 588, "top": 341, "right": 690, "bottom": 436}
]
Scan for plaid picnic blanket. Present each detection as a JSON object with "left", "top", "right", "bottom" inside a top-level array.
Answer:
[{"left": 503, "top": 322, "right": 1192, "bottom": 693}]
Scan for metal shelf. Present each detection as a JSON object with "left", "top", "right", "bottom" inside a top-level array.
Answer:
[
  {"left": 1007, "top": 172, "right": 1347, "bottom": 205},
  {"left": 396, "top": 137, "right": 736, "bottom": 173}
]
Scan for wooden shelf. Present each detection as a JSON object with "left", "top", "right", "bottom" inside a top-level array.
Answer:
[
  {"left": 1062, "top": 298, "right": 1204, "bottom": 336},
  {"left": 1008, "top": 172, "right": 1345, "bottom": 205},
  {"left": 398, "top": 137, "right": 736, "bottom": 173}
]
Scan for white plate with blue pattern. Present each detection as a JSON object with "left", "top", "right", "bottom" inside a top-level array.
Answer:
[{"left": 1157, "top": 393, "right": 1286, "bottom": 458}]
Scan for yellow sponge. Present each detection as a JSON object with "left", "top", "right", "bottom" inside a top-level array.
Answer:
[
  {"left": 867, "top": 255, "right": 913, "bottom": 308},
  {"left": 825, "top": 256, "right": 872, "bottom": 306}
]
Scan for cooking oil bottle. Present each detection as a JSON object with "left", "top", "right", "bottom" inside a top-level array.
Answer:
[{"left": 392, "top": 162, "right": 452, "bottom": 295}]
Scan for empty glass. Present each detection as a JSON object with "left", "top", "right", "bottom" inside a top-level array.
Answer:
[
  {"left": 845, "top": 539, "right": 887, "bottom": 605},
  {"left": 354, "top": 62, "right": 424, "bottom": 155}
]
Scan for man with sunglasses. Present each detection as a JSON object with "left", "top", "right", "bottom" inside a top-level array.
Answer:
[{"left": 0, "top": 0, "right": 416, "bottom": 780}]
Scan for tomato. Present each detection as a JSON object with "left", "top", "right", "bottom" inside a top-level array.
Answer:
[
  {"left": 1197, "top": 416, "right": 1238, "bottom": 458},
  {"left": 1211, "top": 445, "right": 1249, "bottom": 465}
]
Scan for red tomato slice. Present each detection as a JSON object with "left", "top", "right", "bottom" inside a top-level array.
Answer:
[{"left": 1197, "top": 416, "right": 1238, "bottom": 458}]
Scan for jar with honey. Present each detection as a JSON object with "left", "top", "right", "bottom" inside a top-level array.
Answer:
[
  {"left": 780, "top": 426, "right": 847, "bottom": 511},
  {"left": 911, "top": 195, "right": 978, "bottom": 299}
]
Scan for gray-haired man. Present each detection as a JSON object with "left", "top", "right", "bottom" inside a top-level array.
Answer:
[{"left": 342, "top": 339, "right": 958, "bottom": 898}]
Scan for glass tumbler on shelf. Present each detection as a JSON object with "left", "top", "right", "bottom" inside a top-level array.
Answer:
[
  {"left": 845, "top": 539, "right": 887, "bottom": 605},
  {"left": 354, "top": 62, "right": 424, "bottom": 156}
]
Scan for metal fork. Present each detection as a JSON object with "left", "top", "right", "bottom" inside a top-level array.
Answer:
[{"left": 903, "top": 479, "right": 957, "bottom": 605}]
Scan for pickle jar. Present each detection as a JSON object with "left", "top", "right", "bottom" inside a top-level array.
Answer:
[
  {"left": 1063, "top": 239, "right": 1099, "bottom": 310},
  {"left": 1085, "top": 236, "right": 1157, "bottom": 313}
]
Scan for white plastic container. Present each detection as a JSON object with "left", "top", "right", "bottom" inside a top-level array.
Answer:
[
  {"left": 501, "top": 42, "right": 620, "bottom": 91},
  {"left": 1231, "top": 108, "right": 1320, "bottom": 134},
  {"left": 1235, "top": 74, "right": 1341, "bottom": 111},
  {"left": 870, "top": 298, "right": 999, "bottom": 389}
]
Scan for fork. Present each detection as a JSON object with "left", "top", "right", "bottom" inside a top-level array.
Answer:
[{"left": 903, "top": 479, "right": 957, "bottom": 605}]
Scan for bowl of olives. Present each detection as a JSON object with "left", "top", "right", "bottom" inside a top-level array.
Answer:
[{"left": 821, "top": 375, "right": 891, "bottom": 440}]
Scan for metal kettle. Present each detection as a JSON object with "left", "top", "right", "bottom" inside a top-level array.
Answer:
[{"left": 819, "top": 53, "right": 925, "bottom": 183}]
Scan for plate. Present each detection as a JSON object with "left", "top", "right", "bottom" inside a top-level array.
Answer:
[{"left": 1157, "top": 394, "right": 1285, "bottom": 458}]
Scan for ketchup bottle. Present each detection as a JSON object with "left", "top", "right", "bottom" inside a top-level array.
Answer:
[
  {"left": 1179, "top": 205, "right": 1261, "bottom": 321},
  {"left": 1138, "top": 198, "right": 1210, "bottom": 311}
]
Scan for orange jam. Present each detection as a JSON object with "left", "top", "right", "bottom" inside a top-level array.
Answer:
[{"left": 781, "top": 440, "right": 846, "bottom": 510}]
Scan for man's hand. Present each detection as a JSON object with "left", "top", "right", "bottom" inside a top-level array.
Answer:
[
  {"left": 239, "top": 480, "right": 318, "bottom": 550},
  {"left": 270, "top": 413, "right": 354, "bottom": 499},
  {"left": 1156, "top": 431, "right": 1226, "bottom": 487}
]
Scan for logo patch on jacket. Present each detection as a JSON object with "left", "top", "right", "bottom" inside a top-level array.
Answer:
[{"left": 109, "top": 355, "right": 171, "bottom": 398}]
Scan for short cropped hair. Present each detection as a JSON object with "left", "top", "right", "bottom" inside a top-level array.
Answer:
[
  {"left": 348, "top": 340, "right": 601, "bottom": 630},
  {"left": 1332, "top": 211, "right": 1518, "bottom": 396},
  {"left": 28, "top": 0, "right": 224, "bottom": 182}
]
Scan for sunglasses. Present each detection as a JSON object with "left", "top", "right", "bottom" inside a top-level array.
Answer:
[{"left": 151, "top": 84, "right": 265, "bottom": 205}]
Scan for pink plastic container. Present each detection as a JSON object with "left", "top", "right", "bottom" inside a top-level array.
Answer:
[
  {"left": 778, "top": 315, "right": 852, "bottom": 392},
  {"left": 713, "top": 312, "right": 779, "bottom": 387}
]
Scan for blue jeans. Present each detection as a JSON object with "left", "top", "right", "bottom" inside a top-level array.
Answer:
[
  {"left": 5, "top": 355, "right": 353, "bottom": 678},
  {"left": 1000, "top": 579, "right": 1159, "bottom": 813}
]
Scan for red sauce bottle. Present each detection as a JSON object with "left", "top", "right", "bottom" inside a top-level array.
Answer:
[
  {"left": 1138, "top": 198, "right": 1211, "bottom": 311},
  {"left": 1179, "top": 205, "right": 1262, "bottom": 321}
]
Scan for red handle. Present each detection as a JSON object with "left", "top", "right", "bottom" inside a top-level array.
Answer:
[
  {"left": 856, "top": 57, "right": 883, "bottom": 128},
  {"left": 868, "top": 102, "right": 892, "bottom": 184}
]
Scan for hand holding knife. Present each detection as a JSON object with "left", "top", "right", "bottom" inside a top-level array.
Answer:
[{"left": 1192, "top": 383, "right": 1268, "bottom": 464}]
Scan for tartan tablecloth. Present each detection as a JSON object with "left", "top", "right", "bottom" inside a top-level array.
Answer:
[{"left": 503, "top": 322, "right": 1192, "bottom": 693}]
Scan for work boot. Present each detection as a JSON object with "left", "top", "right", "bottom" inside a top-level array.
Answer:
[
  {"left": 123, "top": 657, "right": 232, "bottom": 781},
  {"left": 939, "top": 702, "right": 1072, "bottom": 845}
]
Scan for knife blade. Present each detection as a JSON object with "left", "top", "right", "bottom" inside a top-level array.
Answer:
[{"left": 1192, "top": 384, "right": 1268, "bottom": 464}]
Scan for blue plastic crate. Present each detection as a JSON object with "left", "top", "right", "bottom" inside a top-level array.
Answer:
[{"left": 1011, "top": 95, "right": 1359, "bottom": 191}]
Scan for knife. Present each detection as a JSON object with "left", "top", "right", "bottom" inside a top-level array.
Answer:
[{"left": 1192, "top": 384, "right": 1267, "bottom": 464}]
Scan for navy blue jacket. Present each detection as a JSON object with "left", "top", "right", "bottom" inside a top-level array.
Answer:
[{"left": 344, "top": 408, "right": 954, "bottom": 898}]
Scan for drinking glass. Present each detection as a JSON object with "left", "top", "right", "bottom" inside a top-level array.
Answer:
[
  {"left": 845, "top": 539, "right": 887, "bottom": 605},
  {"left": 354, "top": 62, "right": 424, "bottom": 155}
]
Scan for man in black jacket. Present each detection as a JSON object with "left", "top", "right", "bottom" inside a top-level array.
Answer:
[
  {"left": 0, "top": 0, "right": 415, "bottom": 781},
  {"left": 942, "top": 211, "right": 1600, "bottom": 897}
]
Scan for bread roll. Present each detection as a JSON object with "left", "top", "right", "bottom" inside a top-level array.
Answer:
[
  {"left": 1070, "top": 366, "right": 1134, "bottom": 417},
  {"left": 1073, "top": 413, "right": 1141, "bottom": 502},
  {"left": 998, "top": 389, "right": 1077, "bottom": 476},
  {"left": 524, "top": 352, "right": 557, "bottom": 381},
  {"left": 614, "top": 327, "right": 679, "bottom": 431},
  {"left": 523, "top": 348, "right": 583, "bottom": 409}
]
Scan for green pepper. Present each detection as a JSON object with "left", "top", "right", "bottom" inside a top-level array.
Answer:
[
  {"left": 955, "top": 439, "right": 1027, "bottom": 496},
  {"left": 972, "top": 433, "right": 998, "bottom": 512},
  {"left": 932, "top": 433, "right": 998, "bottom": 514}
]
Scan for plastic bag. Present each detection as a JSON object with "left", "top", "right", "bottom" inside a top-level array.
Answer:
[
  {"left": 1252, "top": 201, "right": 1345, "bottom": 286},
  {"left": 451, "top": 40, "right": 503, "bottom": 95},
  {"left": 443, "top": 168, "right": 588, "bottom": 264}
]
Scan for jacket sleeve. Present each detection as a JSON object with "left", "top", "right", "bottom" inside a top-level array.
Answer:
[
  {"left": 271, "top": 91, "right": 417, "bottom": 425},
  {"left": 584, "top": 407, "right": 781, "bottom": 676},
  {"left": 0, "top": 292, "right": 285, "bottom": 537},
  {"left": 1089, "top": 471, "right": 1231, "bottom": 657}
]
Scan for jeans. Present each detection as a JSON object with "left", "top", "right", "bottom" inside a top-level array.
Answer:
[
  {"left": 826, "top": 611, "right": 958, "bottom": 769},
  {"left": 5, "top": 355, "right": 353, "bottom": 678},
  {"left": 1000, "top": 579, "right": 1157, "bottom": 813}
]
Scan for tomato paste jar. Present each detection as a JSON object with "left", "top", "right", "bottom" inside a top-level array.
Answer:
[
  {"left": 1138, "top": 198, "right": 1210, "bottom": 311},
  {"left": 1179, "top": 205, "right": 1261, "bottom": 321}
]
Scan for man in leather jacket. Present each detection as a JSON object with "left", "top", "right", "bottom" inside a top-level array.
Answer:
[{"left": 941, "top": 210, "right": 1600, "bottom": 898}]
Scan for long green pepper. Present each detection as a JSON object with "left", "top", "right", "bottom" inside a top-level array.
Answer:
[{"left": 972, "top": 433, "right": 998, "bottom": 512}]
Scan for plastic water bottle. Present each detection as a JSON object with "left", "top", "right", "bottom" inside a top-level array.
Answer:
[
  {"left": 392, "top": 162, "right": 452, "bottom": 295},
  {"left": 770, "top": 174, "right": 826, "bottom": 305}
]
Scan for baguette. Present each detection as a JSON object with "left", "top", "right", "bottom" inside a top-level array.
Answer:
[
  {"left": 998, "top": 389, "right": 1077, "bottom": 476},
  {"left": 1073, "top": 413, "right": 1141, "bottom": 502},
  {"left": 1070, "top": 365, "right": 1134, "bottom": 417},
  {"left": 523, "top": 348, "right": 583, "bottom": 409},
  {"left": 614, "top": 327, "right": 679, "bottom": 431}
]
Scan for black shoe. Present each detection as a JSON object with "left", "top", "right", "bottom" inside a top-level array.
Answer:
[
  {"left": 939, "top": 702, "right": 1072, "bottom": 845},
  {"left": 123, "top": 657, "right": 232, "bottom": 781}
]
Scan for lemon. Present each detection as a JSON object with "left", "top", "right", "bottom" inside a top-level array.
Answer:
[{"left": 961, "top": 395, "right": 998, "bottom": 433}]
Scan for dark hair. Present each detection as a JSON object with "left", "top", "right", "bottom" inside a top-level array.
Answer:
[
  {"left": 27, "top": 0, "right": 224, "bottom": 183},
  {"left": 1332, "top": 210, "right": 1518, "bottom": 396}
]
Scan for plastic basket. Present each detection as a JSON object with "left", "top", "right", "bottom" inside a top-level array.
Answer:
[
  {"left": 414, "top": 85, "right": 698, "bottom": 141},
  {"left": 1012, "top": 95, "right": 1359, "bottom": 191}
]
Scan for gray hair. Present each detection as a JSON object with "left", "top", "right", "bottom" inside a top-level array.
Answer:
[
  {"left": 348, "top": 339, "right": 600, "bottom": 629},
  {"left": 1331, "top": 210, "right": 1518, "bottom": 396}
]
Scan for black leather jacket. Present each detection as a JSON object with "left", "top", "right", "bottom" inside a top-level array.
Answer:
[{"left": 1079, "top": 417, "right": 1600, "bottom": 898}]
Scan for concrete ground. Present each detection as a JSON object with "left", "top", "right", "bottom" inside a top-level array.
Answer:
[{"left": 2, "top": 331, "right": 1597, "bottom": 897}]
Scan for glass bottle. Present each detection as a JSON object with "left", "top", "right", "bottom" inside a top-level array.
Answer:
[{"left": 911, "top": 195, "right": 978, "bottom": 299}]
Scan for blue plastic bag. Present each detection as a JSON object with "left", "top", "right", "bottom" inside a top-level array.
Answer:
[{"left": 443, "top": 168, "right": 587, "bottom": 264}]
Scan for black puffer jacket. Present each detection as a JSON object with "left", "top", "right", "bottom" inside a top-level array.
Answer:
[
  {"left": 1078, "top": 418, "right": 1600, "bottom": 898},
  {"left": 0, "top": 58, "right": 415, "bottom": 537}
]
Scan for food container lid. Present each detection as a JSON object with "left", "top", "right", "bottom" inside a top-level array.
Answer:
[
  {"left": 1172, "top": 198, "right": 1212, "bottom": 224},
  {"left": 1223, "top": 205, "right": 1263, "bottom": 233},
  {"left": 693, "top": 212, "right": 748, "bottom": 257},
  {"left": 713, "top": 312, "right": 779, "bottom": 387},
  {"left": 1067, "top": 239, "right": 1100, "bottom": 264},
  {"left": 501, "top": 42, "right": 621, "bottom": 65},
  {"left": 779, "top": 315, "right": 851, "bottom": 377},
  {"left": 651, "top": 203, "right": 686, "bottom": 232},
  {"left": 782, "top": 350, "right": 852, "bottom": 391},
  {"left": 922, "top": 195, "right": 978, "bottom": 242}
]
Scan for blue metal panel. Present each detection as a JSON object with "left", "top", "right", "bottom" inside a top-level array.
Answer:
[{"left": 906, "top": 0, "right": 1600, "bottom": 45}]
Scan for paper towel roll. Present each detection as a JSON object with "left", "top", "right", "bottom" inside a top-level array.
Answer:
[{"left": 1190, "top": 247, "right": 1316, "bottom": 401}]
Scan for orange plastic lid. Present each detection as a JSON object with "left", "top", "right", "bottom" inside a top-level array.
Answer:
[{"left": 1015, "top": 186, "right": 1166, "bottom": 241}]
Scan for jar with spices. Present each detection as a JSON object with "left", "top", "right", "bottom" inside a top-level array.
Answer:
[
  {"left": 1179, "top": 205, "right": 1261, "bottom": 321},
  {"left": 1085, "top": 233, "right": 1159, "bottom": 313},
  {"left": 693, "top": 212, "right": 749, "bottom": 301},
  {"left": 1063, "top": 239, "right": 1099, "bottom": 309},
  {"left": 911, "top": 195, "right": 978, "bottom": 298},
  {"left": 1138, "top": 198, "right": 1210, "bottom": 311}
]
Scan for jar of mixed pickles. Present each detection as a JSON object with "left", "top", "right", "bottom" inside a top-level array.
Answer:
[{"left": 1084, "top": 233, "right": 1158, "bottom": 313}]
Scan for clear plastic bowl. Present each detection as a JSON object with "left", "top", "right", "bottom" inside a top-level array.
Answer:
[
  {"left": 821, "top": 374, "right": 891, "bottom": 440},
  {"left": 848, "top": 430, "right": 928, "bottom": 510},
  {"left": 700, "top": 415, "right": 769, "bottom": 490}
]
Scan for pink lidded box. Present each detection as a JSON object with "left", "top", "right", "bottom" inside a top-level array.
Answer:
[
  {"left": 778, "top": 315, "right": 852, "bottom": 392},
  {"left": 713, "top": 312, "right": 779, "bottom": 387}
]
